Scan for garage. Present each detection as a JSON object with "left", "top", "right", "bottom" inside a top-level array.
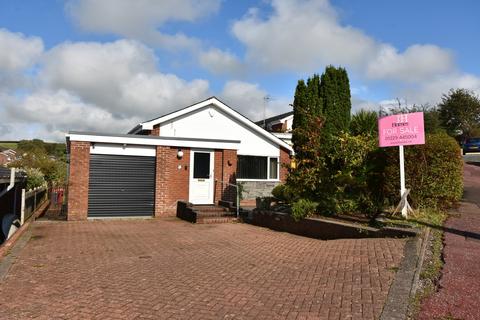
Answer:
[{"left": 88, "top": 153, "right": 156, "bottom": 218}]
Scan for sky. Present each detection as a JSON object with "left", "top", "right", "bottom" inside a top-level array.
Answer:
[{"left": 0, "top": 0, "right": 479, "bottom": 142}]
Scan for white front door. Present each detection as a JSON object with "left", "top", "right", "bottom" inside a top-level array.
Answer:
[{"left": 189, "top": 149, "right": 214, "bottom": 204}]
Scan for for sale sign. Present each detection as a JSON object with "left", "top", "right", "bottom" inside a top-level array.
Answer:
[{"left": 378, "top": 112, "right": 425, "bottom": 147}]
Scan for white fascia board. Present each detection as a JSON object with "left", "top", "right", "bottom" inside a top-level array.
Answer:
[
  {"left": 140, "top": 97, "right": 294, "bottom": 154},
  {"left": 273, "top": 132, "right": 292, "bottom": 139},
  {"left": 66, "top": 133, "right": 240, "bottom": 150}
]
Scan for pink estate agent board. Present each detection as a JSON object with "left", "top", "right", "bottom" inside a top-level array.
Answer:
[{"left": 378, "top": 112, "right": 425, "bottom": 147}]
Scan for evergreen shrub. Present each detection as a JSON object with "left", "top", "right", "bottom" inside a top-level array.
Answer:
[{"left": 384, "top": 132, "right": 463, "bottom": 209}]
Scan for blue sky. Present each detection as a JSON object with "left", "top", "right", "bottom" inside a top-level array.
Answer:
[{"left": 0, "top": 0, "right": 479, "bottom": 141}]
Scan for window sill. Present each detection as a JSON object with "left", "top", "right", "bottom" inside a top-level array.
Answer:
[{"left": 236, "top": 179, "right": 280, "bottom": 182}]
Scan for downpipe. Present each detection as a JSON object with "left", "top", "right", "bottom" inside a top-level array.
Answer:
[{"left": 0, "top": 168, "right": 15, "bottom": 199}]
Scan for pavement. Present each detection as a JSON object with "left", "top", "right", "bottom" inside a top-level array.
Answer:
[
  {"left": 0, "top": 219, "right": 405, "bottom": 319},
  {"left": 418, "top": 162, "right": 480, "bottom": 320}
]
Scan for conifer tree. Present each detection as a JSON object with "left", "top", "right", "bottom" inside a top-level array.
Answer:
[
  {"left": 291, "top": 74, "right": 322, "bottom": 159},
  {"left": 319, "top": 66, "right": 351, "bottom": 139}
]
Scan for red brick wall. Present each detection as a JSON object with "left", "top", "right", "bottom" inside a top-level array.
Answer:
[
  {"left": 68, "top": 141, "right": 90, "bottom": 221},
  {"left": 280, "top": 147, "right": 291, "bottom": 183},
  {"left": 213, "top": 149, "right": 237, "bottom": 204},
  {"left": 0, "top": 154, "right": 7, "bottom": 166},
  {"left": 154, "top": 146, "right": 190, "bottom": 217},
  {"left": 150, "top": 125, "right": 160, "bottom": 136}
]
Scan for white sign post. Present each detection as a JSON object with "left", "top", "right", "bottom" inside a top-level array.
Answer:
[{"left": 398, "top": 145, "right": 412, "bottom": 217}]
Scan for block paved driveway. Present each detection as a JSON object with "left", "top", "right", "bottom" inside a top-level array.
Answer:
[{"left": 0, "top": 219, "right": 405, "bottom": 319}]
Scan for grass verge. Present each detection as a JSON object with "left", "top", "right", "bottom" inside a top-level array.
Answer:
[{"left": 404, "top": 208, "right": 447, "bottom": 319}]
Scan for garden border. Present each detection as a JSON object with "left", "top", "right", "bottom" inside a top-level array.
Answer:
[{"left": 245, "top": 209, "right": 419, "bottom": 240}]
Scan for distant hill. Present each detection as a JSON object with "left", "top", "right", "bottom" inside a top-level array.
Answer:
[
  {"left": 0, "top": 141, "right": 18, "bottom": 150},
  {"left": 0, "top": 140, "right": 66, "bottom": 159}
]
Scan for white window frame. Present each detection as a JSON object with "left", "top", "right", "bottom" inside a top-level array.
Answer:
[{"left": 236, "top": 156, "right": 280, "bottom": 182}]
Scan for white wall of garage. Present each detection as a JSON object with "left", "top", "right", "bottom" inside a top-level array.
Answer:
[{"left": 90, "top": 143, "right": 156, "bottom": 157}]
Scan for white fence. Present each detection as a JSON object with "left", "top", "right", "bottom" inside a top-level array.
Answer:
[{"left": 20, "top": 186, "right": 48, "bottom": 225}]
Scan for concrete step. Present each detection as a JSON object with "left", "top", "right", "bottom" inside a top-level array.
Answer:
[
  {"left": 196, "top": 216, "right": 238, "bottom": 224},
  {"left": 195, "top": 211, "right": 237, "bottom": 218},
  {"left": 191, "top": 205, "right": 231, "bottom": 212}
]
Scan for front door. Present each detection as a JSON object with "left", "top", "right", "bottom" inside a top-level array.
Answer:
[{"left": 189, "top": 150, "right": 214, "bottom": 204}]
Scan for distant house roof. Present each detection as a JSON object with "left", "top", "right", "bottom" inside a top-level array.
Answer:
[
  {"left": 0, "top": 167, "right": 26, "bottom": 184},
  {"left": 0, "top": 149, "right": 16, "bottom": 158},
  {"left": 255, "top": 111, "right": 294, "bottom": 127}
]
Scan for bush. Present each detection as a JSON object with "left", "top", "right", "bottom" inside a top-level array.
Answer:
[
  {"left": 384, "top": 132, "right": 463, "bottom": 209},
  {"left": 291, "top": 199, "right": 318, "bottom": 221},
  {"left": 324, "top": 132, "right": 385, "bottom": 216},
  {"left": 271, "top": 184, "right": 285, "bottom": 200},
  {"left": 271, "top": 184, "right": 297, "bottom": 203},
  {"left": 25, "top": 167, "right": 46, "bottom": 190},
  {"left": 350, "top": 109, "right": 378, "bottom": 136}
]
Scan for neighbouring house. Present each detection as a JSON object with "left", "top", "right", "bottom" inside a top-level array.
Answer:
[
  {"left": 0, "top": 149, "right": 17, "bottom": 166},
  {"left": 256, "top": 111, "right": 293, "bottom": 146},
  {"left": 66, "top": 97, "right": 293, "bottom": 221}
]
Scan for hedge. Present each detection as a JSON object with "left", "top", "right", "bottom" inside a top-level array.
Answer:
[{"left": 384, "top": 132, "right": 463, "bottom": 209}]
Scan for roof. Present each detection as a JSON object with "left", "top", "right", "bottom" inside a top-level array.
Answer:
[
  {"left": 0, "top": 149, "right": 16, "bottom": 155},
  {"left": 68, "top": 131, "right": 240, "bottom": 143},
  {"left": 66, "top": 131, "right": 241, "bottom": 151},
  {"left": 0, "top": 167, "right": 26, "bottom": 184},
  {"left": 128, "top": 96, "right": 293, "bottom": 153},
  {"left": 255, "top": 111, "right": 294, "bottom": 126}
]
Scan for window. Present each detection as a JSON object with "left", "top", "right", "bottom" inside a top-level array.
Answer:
[
  {"left": 193, "top": 152, "right": 210, "bottom": 179},
  {"left": 237, "top": 155, "right": 279, "bottom": 180},
  {"left": 269, "top": 157, "right": 278, "bottom": 179}
]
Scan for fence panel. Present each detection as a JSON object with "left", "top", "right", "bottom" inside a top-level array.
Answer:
[{"left": 22, "top": 187, "right": 47, "bottom": 224}]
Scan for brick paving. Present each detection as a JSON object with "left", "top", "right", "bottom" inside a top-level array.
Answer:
[
  {"left": 0, "top": 219, "right": 405, "bottom": 319},
  {"left": 419, "top": 163, "right": 480, "bottom": 320}
]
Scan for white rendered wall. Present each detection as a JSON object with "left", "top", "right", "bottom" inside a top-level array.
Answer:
[
  {"left": 90, "top": 143, "right": 156, "bottom": 157},
  {"left": 159, "top": 106, "right": 280, "bottom": 157},
  {"left": 285, "top": 116, "right": 293, "bottom": 132}
]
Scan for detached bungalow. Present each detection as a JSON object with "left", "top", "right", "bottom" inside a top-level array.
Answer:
[{"left": 67, "top": 97, "right": 293, "bottom": 220}]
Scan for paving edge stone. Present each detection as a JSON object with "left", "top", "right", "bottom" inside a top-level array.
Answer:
[
  {"left": 0, "top": 200, "right": 50, "bottom": 280},
  {"left": 380, "top": 231, "right": 426, "bottom": 320},
  {"left": 0, "top": 225, "right": 32, "bottom": 281}
]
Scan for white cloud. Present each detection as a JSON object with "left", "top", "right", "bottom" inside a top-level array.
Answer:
[
  {"left": 0, "top": 37, "right": 212, "bottom": 141},
  {"left": 0, "top": 29, "right": 43, "bottom": 72},
  {"left": 199, "top": 48, "right": 244, "bottom": 76},
  {"left": 219, "top": 80, "right": 291, "bottom": 121},
  {"left": 41, "top": 39, "right": 210, "bottom": 118},
  {"left": 399, "top": 73, "right": 480, "bottom": 105},
  {"left": 14, "top": 90, "right": 137, "bottom": 130},
  {"left": 0, "top": 29, "right": 44, "bottom": 92},
  {"left": 120, "top": 73, "right": 209, "bottom": 116},
  {"left": 366, "top": 44, "right": 455, "bottom": 82},
  {"left": 1, "top": 90, "right": 142, "bottom": 141},
  {"left": 232, "top": 0, "right": 455, "bottom": 83},
  {"left": 66, "top": 0, "right": 220, "bottom": 50}
]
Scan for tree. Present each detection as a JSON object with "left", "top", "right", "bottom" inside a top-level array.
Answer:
[
  {"left": 319, "top": 66, "right": 351, "bottom": 139},
  {"left": 438, "top": 88, "right": 480, "bottom": 139},
  {"left": 291, "top": 74, "right": 322, "bottom": 160},
  {"left": 288, "top": 67, "right": 357, "bottom": 214},
  {"left": 9, "top": 139, "right": 67, "bottom": 185}
]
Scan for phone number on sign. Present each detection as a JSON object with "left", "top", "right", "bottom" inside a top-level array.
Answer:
[{"left": 385, "top": 134, "right": 418, "bottom": 141}]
